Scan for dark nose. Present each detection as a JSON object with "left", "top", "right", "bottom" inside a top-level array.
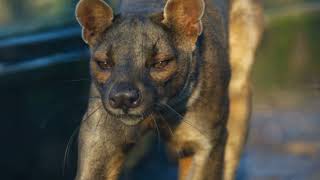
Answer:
[{"left": 109, "top": 83, "right": 141, "bottom": 112}]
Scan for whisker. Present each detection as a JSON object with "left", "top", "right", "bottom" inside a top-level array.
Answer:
[
  {"left": 44, "top": 96, "right": 100, "bottom": 107},
  {"left": 180, "top": 118, "right": 208, "bottom": 138},
  {"left": 69, "top": 96, "right": 100, "bottom": 101},
  {"left": 62, "top": 78, "right": 90, "bottom": 83},
  {"left": 151, "top": 114, "right": 161, "bottom": 151},
  {"left": 161, "top": 104, "right": 183, "bottom": 119},
  {"left": 158, "top": 113, "right": 173, "bottom": 137},
  {"left": 95, "top": 110, "right": 104, "bottom": 130},
  {"left": 63, "top": 105, "right": 102, "bottom": 175},
  {"left": 39, "top": 97, "right": 100, "bottom": 129},
  {"left": 83, "top": 105, "right": 103, "bottom": 122},
  {"left": 62, "top": 126, "right": 80, "bottom": 176},
  {"left": 157, "top": 103, "right": 183, "bottom": 119},
  {"left": 88, "top": 96, "right": 100, "bottom": 99},
  {"left": 107, "top": 172, "right": 121, "bottom": 180},
  {"left": 157, "top": 103, "right": 208, "bottom": 138},
  {"left": 157, "top": 113, "right": 183, "bottom": 158}
]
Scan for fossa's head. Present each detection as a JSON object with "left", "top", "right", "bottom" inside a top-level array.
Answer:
[{"left": 76, "top": 0, "right": 204, "bottom": 125}]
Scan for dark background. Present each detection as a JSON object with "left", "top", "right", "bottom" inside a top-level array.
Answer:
[{"left": 0, "top": 0, "right": 319, "bottom": 179}]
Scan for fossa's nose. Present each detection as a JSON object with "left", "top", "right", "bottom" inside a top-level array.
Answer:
[{"left": 109, "top": 83, "right": 141, "bottom": 112}]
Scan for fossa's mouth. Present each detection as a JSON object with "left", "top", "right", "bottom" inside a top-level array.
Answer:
[
  {"left": 103, "top": 106, "right": 153, "bottom": 126},
  {"left": 120, "top": 118, "right": 143, "bottom": 126}
]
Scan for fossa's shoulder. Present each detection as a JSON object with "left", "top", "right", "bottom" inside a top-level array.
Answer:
[{"left": 202, "top": 0, "right": 230, "bottom": 49}]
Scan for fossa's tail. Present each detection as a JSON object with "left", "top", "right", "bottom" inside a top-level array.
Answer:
[
  {"left": 229, "top": 0, "right": 264, "bottom": 87},
  {"left": 225, "top": 0, "right": 264, "bottom": 180}
]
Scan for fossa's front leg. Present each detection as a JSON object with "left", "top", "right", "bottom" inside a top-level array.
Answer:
[
  {"left": 178, "top": 144, "right": 225, "bottom": 180},
  {"left": 170, "top": 112, "right": 227, "bottom": 180},
  {"left": 75, "top": 108, "right": 125, "bottom": 180}
]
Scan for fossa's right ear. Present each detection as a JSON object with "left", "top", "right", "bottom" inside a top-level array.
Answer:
[
  {"left": 75, "top": 0, "right": 113, "bottom": 45},
  {"left": 162, "top": 0, "right": 205, "bottom": 51}
]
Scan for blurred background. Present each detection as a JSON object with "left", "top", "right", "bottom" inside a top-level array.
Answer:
[{"left": 0, "top": 0, "right": 319, "bottom": 179}]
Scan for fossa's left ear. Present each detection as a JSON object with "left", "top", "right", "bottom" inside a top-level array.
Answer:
[{"left": 162, "top": 0, "right": 205, "bottom": 51}]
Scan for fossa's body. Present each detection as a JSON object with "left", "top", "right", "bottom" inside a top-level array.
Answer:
[{"left": 75, "top": 0, "right": 263, "bottom": 180}]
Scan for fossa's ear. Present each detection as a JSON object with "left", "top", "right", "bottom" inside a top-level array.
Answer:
[
  {"left": 75, "top": 0, "right": 113, "bottom": 45},
  {"left": 163, "top": 0, "right": 205, "bottom": 51}
]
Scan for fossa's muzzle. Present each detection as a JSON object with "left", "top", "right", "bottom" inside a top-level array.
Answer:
[{"left": 108, "top": 82, "right": 141, "bottom": 113}]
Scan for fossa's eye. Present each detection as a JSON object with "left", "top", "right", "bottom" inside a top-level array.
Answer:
[
  {"left": 151, "top": 59, "right": 173, "bottom": 70},
  {"left": 96, "top": 60, "right": 114, "bottom": 70},
  {"left": 150, "top": 57, "right": 177, "bottom": 82}
]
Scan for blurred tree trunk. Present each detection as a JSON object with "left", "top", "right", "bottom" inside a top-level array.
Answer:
[
  {"left": 4, "top": 0, "right": 30, "bottom": 22},
  {"left": 0, "top": 0, "right": 11, "bottom": 24}
]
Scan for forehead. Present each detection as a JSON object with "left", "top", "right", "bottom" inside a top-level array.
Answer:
[{"left": 94, "top": 16, "right": 172, "bottom": 54}]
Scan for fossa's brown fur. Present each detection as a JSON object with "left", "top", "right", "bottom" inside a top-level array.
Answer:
[{"left": 74, "top": 0, "right": 263, "bottom": 179}]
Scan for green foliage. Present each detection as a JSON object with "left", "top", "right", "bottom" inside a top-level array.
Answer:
[
  {"left": 253, "top": 13, "right": 320, "bottom": 94},
  {"left": 265, "top": 0, "right": 320, "bottom": 8}
]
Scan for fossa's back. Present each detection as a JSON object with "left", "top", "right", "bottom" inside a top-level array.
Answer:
[
  {"left": 119, "top": 1, "right": 264, "bottom": 180},
  {"left": 118, "top": 1, "right": 263, "bottom": 179}
]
